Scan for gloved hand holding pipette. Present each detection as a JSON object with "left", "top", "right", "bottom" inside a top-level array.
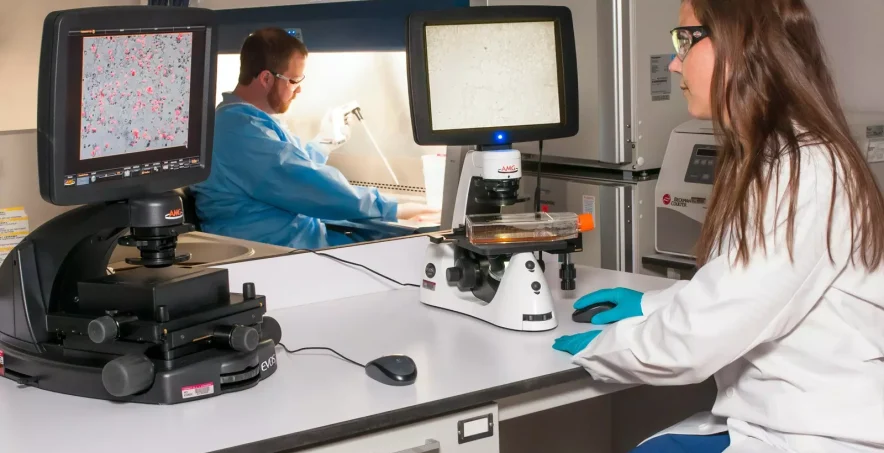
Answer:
[
  {"left": 315, "top": 102, "right": 357, "bottom": 152},
  {"left": 314, "top": 101, "right": 402, "bottom": 186}
]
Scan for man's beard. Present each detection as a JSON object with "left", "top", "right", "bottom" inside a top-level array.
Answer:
[{"left": 268, "top": 89, "right": 293, "bottom": 114}]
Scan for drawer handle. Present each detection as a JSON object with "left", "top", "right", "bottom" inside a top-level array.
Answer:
[{"left": 392, "top": 439, "right": 440, "bottom": 453}]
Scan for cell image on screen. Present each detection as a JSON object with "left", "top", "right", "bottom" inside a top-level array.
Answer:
[
  {"left": 425, "top": 21, "right": 560, "bottom": 131},
  {"left": 80, "top": 32, "right": 193, "bottom": 160}
]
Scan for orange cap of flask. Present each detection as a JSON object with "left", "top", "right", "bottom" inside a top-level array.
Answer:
[{"left": 577, "top": 213, "right": 595, "bottom": 232}]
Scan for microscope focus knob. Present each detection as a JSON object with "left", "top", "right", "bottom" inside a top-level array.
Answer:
[
  {"left": 448, "top": 259, "right": 480, "bottom": 291},
  {"left": 88, "top": 316, "right": 119, "bottom": 344},
  {"left": 230, "top": 325, "right": 260, "bottom": 352},
  {"left": 446, "top": 267, "right": 463, "bottom": 283},
  {"left": 102, "top": 354, "right": 156, "bottom": 397},
  {"left": 214, "top": 325, "right": 260, "bottom": 352}
]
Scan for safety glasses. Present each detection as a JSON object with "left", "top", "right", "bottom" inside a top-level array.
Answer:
[
  {"left": 670, "top": 26, "right": 709, "bottom": 61},
  {"left": 273, "top": 72, "right": 306, "bottom": 86}
]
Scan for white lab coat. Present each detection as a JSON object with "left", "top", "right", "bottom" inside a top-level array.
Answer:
[{"left": 574, "top": 142, "right": 884, "bottom": 452}]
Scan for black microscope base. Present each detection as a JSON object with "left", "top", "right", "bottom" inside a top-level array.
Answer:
[{"left": 0, "top": 339, "right": 278, "bottom": 404}]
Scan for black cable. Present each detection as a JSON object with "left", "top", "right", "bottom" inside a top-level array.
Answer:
[
  {"left": 308, "top": 250, "right": 420, "bottom": 288},
  {"left": 278, "top": 343, "right": 366, "bottom": 368},
  {"left": 534, "top": 139, "right": 544, "bottom": 213},
  {"left": 535, "top": 140, "right": 546, "bottom": 269}
]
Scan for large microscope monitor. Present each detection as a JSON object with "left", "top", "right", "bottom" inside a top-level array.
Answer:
[
  {"left": 0, "top": 7, "right": 280, "bottom": 405},
  {"left": 37, "top": 7, "right": 216, "bottom": 206},
  {"left": 406, "top": 5, "right": 579, "bottom": 147}
]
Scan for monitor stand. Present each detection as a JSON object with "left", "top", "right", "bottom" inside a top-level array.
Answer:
[{"left": 0, "top": 192, "right": 279, "bottom": 404}]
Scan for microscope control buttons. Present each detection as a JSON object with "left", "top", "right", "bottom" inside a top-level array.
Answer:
[
  {"left": 531, "top": 282, "right": 542, "bottom": 291},
  {"left": 525, "top": 261, "right": 535, "bottom": 270},
  {"left": 425, "top": 264, "right": 437, "bottom": 278}
]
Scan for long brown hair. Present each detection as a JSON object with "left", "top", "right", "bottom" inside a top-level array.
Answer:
[{"left": 690, "top": 0, "right": 884, "bottom": 270}]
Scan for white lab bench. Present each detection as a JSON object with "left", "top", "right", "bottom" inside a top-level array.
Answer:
[{"left": 0, "top": 235, "right": 682, "bottom": 453}]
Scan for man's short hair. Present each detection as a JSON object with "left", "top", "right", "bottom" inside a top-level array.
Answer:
[{"left": 238, "top": 28, "right": 308, "bottom": 85}]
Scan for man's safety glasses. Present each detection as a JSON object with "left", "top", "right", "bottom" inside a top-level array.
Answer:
[
  {"left": 273, "top": 72, "right": 306, "bottom": 85},
  {"left": 670, "top": 26, "right": 709, "bottom": 61}
]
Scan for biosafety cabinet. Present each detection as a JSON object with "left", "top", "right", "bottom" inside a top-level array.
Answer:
[{"left": 480, "top": 0, "right": 691, "bottom": 171}]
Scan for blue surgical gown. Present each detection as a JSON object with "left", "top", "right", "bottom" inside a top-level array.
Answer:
[{"left": 190, "top": 93, "right": 398, "bottom": 250}]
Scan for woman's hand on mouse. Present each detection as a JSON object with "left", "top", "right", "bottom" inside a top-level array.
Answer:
[
  {"left": 574, "top": 287, "right": 644, "bottom": 324},
  {"left": 553, "top": 330, "right": 602, "bottom": 355}
]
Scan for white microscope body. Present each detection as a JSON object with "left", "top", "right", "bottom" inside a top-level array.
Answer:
[{"left": 419, "top": 149, "right": 559, "bottom": 332}]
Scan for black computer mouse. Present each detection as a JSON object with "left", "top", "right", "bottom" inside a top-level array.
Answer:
[
  {"left": 365, "top": 355, "right": 417, "bottom": 386},
  {"left": 572, "top": 302, "right": 616, "bottom": 323}
]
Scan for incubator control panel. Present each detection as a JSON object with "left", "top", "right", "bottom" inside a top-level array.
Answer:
[{"left": 683, "top": 145, "right": 718, "bottom": 185}]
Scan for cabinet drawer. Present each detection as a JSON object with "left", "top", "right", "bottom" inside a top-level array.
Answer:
[{"left": 305, "top": 404, "right": 499, "bottom": 453}]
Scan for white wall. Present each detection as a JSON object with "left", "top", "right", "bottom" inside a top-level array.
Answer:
[
  {"left": 0, "top": 0, "right": 140, "bottom": 132},
  {"left": 805, "top": 0, "right": 884, "bottom": 186},
  {"left": 806, "top": 0, "right": 884, "bottom": 113},
  {"left": 0, "top": 130, "right": 75, "bottom": 229}
]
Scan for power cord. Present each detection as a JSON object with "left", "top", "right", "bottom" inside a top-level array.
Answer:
[
  {"left": 278, "top": 343, "right": 366, "bottom": 369},
  {"left": 275, "top": 251, "right": 415, "bottom": 371},
  {"left": 307, "top": 250, "right": 420, "bottom": 288},
  {"left": 535, "top": 140, "right": 546, "bottom": 269},
  {"left": 534, "top": 139, "right": 544, "bottom": 213}
]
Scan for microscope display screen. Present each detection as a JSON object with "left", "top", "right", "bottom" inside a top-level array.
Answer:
[
  {"left": 60, "top": 26, "right": 207, "bottom": 183},
  {"left": 424, "top": 21, "right": 561, "bottom": 131},
  {"left": 80, "top": 32, "right": 193, "bottom": 160}
]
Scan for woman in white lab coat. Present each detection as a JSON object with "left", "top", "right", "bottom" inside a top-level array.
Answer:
[{"left": 552, "top": 1, "right": 884, "bottom": 452}]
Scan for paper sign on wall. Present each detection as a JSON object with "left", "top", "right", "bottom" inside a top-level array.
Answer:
[
  {"left": 0, "top": 207, "right": 29, "bottom": 266},
  {"left": 650, "top": 54, "right": 673, "bottom": 101},
  {"left": 868, "top": 139, "right": 884, "bottom": 164},
  {"left": 582, "top": 195, "right": 596, "bottom": 220}
]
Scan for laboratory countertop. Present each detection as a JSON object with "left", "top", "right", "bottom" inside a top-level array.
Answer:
[{"left": 0, "top": 241, "right": 673, "bottom": 453}]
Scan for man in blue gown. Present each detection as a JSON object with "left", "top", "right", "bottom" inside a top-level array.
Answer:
[{"left": 192, "top": 28, "right": 436, "bottom": 249}]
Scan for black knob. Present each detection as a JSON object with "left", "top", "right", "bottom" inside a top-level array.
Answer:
[
  {"left": 243, "top": 282, "right": 256, "bottom": 300},
  {"left": 88, "top": 316, "right": 119, "bottom": 344},
  {"left": 531, "top": 281, "right": 542, "bottom": 291},
  {"left": 446, "top": 267, "right": 463, "bottom": 283},
  {"left": 261, "top": 316, "right": 282, "bottom": 345},
  {"left": 525, "top": 261, "right": 535, "bottom": 270},
  {"left": 102, "top": 354, "right": 155, "bottom": 397},
  {"left": 230, "top": 325, "right": 260, "bottom": 352},
  {"left": 449, "top": 258, "right": 480, "bottom": 291}
]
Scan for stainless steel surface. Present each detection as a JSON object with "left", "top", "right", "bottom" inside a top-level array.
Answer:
[
  {"left": 596, "top": 0, "right": 617, "bottom": 164},
  {"left": 493, "top": 0, "right": 689, "bottom": 170},
  {"left": 108, "top": 231, "right": 294, "bottom": 271},
  {"left": 440, "top": 146, "right": 469, "bottom": 230},
  {"left": 614, "top": 0, "right": 633, "bottom": 164}
]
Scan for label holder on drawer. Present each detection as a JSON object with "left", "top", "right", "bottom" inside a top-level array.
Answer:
[{"left": 457, "top": 413, "right": 494, "bottom": 444}]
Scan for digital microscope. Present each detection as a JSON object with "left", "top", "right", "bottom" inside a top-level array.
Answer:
[
  {"left": 406, "top": 6, "right": 586, "bottom": 331},
  {"left": 0, "top": 7, "right": 278, "bottom": 404}
]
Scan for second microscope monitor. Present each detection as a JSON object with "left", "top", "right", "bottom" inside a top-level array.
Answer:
[{"left": 406, "top": 5, "right": 579, "bottom": 147}]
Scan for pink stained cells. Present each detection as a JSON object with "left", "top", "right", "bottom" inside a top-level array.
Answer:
[{"left": 81, "top": 33, "right": 192, "bottom": 160}]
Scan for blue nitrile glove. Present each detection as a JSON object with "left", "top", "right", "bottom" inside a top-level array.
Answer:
[
  {"left": 575, "top": 287, "right": 644, "bottom": 324},
  {"left": 553, "top": 330, "right": 602, "bottom": 355}
]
